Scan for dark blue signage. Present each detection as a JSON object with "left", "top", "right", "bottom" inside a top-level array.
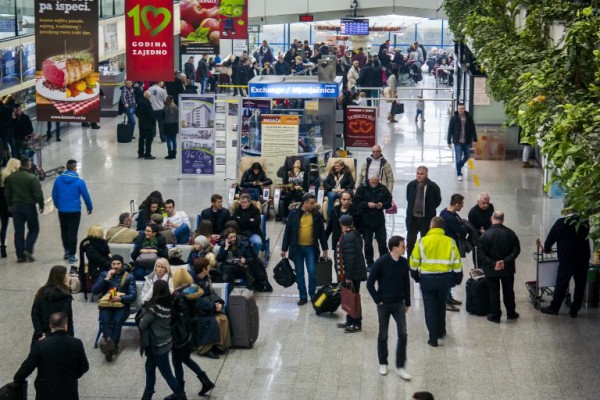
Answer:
[{"left": 249, "top": 82, "right": 340, "bottom": 99}]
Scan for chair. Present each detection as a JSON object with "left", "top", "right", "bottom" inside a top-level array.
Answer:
[
  {"left": 231, "top": 156, "right": 271, "bottom": 215},
  {"left": 321, "top": 157, "right": 357, "bottom": 221}
]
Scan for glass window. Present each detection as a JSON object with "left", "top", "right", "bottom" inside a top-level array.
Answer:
[
  {"left": 101, "top": 0, "right": 115, "bottom": 18},
  {"left": 0, "top": 0, "right": 16, "bottom": 40},
  {"left": 290, "top": 23, "right": 310, "bottom": 45},
  {"left": 261, "top": 25, "right": 284, "bottom": 55},
  {"left": 114, "top": 0, "right": 125, "bottom": 16},
  {"left": 311, "top": 25, "right": 327, "bottom": 46},
  {"left": 17, "top": 0, "right": 34, "bottom": 36},
  {"left": 442, "top": 20, "right": 454, "bottom": 50},
  {"left": 394, "top": 23, "right": 416, "bottom": 50}
]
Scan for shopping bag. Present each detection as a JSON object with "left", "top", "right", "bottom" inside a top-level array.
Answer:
[
  {"left": 341, "top": 283, "right": 362, "bottom": 319},
  {"left": 391, "top": 101, "right": 404, "bottom": 115}
]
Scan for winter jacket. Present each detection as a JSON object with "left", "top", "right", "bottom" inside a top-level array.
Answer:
[
  {"left": 4, "top": 167, "right": 44, "bottom": 208},
  {"left": 171, "top": 286, "right": 203, "bottom": 349},
  {"left": 409, "top": 228, "right": 463, "bottom": 283},
  {"left": 232, "top": 204, "right": 262, "bottom": 238},
  {"left": 78, "top": 236, "right": 111, "bottom": 281},
  {"left": 322, "top": 172, "right": 355, "bottom": 193},
  {"left": 51, "top": 171, "right": 93, "bottom": 213},
  {"left": 339, "top": 229, "right": 367, "bottom": 281},
  {"left": 187, "top": 249, "right": 217, "bottom": 268},
  {"left": 139, "top": 302, "right": 173, "bottom": 355},
  {"left": 199, "top": 207, "right": 231, "bottom": 235},
  {"left": 92, "top": 270, "right": 137, "bottom": 312},
  {"left": 357, "top": 157, "right": 394, "bottom": 193},
  {"left": 347, "top": 66, "right": 360, "bottom": 91},
  {"left": 477, "top": 224, "right": 521, "bottom": 278},
  {"left": 281, "top": 204, "right": 328, "bottom": 260},
  {"left": 447, "top": 110, "right": 477, "bottom": 145},
  {"left": 135, "top": 98, "right": 156, "bottom": 132},
  {"left": 140, "top": 272, "right": 174, "bottom": 303},
  {"left": 357, "top": 64, "right": 374, "bottom": 88},
  {"left": 194, "top": 277, "right": 223, "bottom": 347},
  {"left": 216, "top": 239, "right": 254, "bottom": 264},
  {"left": 131, "top": 234, "right": 168, "bottom": 262},
  {"left": 240, "top": 169, "right": 272, "bottom": 188},
  {"left": 354, "top": 183, "right": 392, "bottom": 228},
  {"left": 544, "top": 215, "right": 590, "bottom": 266},
  {"left": 274, "top": 60, "right": 291, "bottom": 75},
  {"left": 367, "top": 253, "right": 411, "bottom": 306},
  {"left": 106, "top": 224, "right": 138, "bottom": 244},
  {"left": 405, "top": 178, "right": 441, "bottom": 233},
  {"left": 440, "top": 209, "right": 466, "bottom": 244},
  {"left": 326, "top": 204, "right": 361, "bottom": 248},
  {"left": 31, "top": 286, "right": 74, "bottom": 342}
]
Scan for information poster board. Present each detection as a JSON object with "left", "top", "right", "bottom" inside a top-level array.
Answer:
[
  {"left": 35, "top": 0, "right": 100, "bottom": 123},
  {"left": 241, "top": 99, "right": 271, "bottom": 154},
  {"left": 179, "top": 94, "right": 216, "bottom": 175},
  {"left": 473, "top": 77, "right": 490, "bottom": 105},
  {"left": 345, "top": 106, "right": 377, "bottom": 148},
  {"left": 261, "top": 114, "right": 299, "bottom": 184}
]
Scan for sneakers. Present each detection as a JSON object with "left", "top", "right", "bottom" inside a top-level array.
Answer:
[
  {"left": 379, "top": 365, "right": 388, "bottom": 375},
  {"left": 540, "top": 306, "right": 558, "bottom": 315},
  {"left": 397, "top": 368, "right": 412, "bottom": 381},
  {"left": 68, "top": 256, "right": 77, "bottom": 265},
  {"left": 336, "top": 322, "right": 350, "bottom": 329},
  {"left": 23, "top": 251, "right": 35, "bottom": 262},
  {"left": 457, "top": 175, "right": 464, "bottom": 181},
  {"left": 344, "top": 325, "right": 361, "bottom": 333},
  {"left": 445, "top": 303, "right": 460, "bottom": 312}
]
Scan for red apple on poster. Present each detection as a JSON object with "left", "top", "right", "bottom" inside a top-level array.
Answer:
[
  {"left": 209, "top": 31, "right": 220, "bottom": 46},
  {"left": 180, "top": 0, "right": 209, "bottom": 27},
  {"left": 180, "top": 20, "right": 194, "bottom": 38},
  {"left": 200, "top": 17, "right": 220, "bottom": 34}
]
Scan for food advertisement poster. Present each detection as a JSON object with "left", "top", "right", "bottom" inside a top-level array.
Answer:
[
  {"left": 35, "top": 0, "right": 99, "bottom": 123},
  {"left": 0, "top": 46, "right": 21, "bottom": 90},
  {"left": 125, "top": 0, "right": 174, "bottom": 81},
  {"left": 179, "top": 0, "right": 221, "bottom": 55},
  {"left": 179, "top": 94, "right": 216, "bottom": 175},
  {"left": 345, "top": 106, "right": 377, "bottom": 148},
  {"left": 261, "top": 114, "right": 299, "bottom": 184},
  {"left": 219, "top": 0, "right": 248, "bottom": 39}
]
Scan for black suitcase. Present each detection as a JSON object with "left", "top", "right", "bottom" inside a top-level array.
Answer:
[
  {"left": 316, "top": 257, "right": 333, "bottom": 286},
  {"left": 312, "top": 284, "right": 341, "bottom": 315},
  {"left": 117, "top": 117, "right": 132, "bottom": 143},
  {"left": 229, "top": 288, "right": 259, "bottom": 348},
  {"left": 466, "top": 277, "right": 490, "bottom": 316}
]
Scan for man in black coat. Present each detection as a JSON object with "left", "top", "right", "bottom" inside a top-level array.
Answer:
[
  {"left": 199, "top": 194, "right": 231, "bottom": 241},
  {"left": 336, "top": 214, "right": 367, "bottom": 333},
  {"left": 447, "top": 102, "right": 477, "bottom": 181},
  {"left": 14, "top": 312, "right": 89, "bottom": 400},
  {"left": 354, "top": 176, "right": 392, "bottom": 269},
  {"left": 541, "top": 212, "right": 590, "bottom": 318},
  {"left": 405, "top": 166, "right": 441, "bottom": 259},
  {"left": 467, "top": 192, "right": 495, "bottom": 234},
  {"left": 477, "top": 211, "right": 521, "bottom": 323},
  {"left": 9, "top": 104, "right": 33, "bottom": 158},
  {"left": 232, "top": 193, "right": 263, "bottom": 256},
  {"left": 135, "top": 91, "right": 157, "bottom": 159}
]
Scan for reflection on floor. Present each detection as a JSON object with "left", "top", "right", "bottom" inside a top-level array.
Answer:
[{"left": 0, "top": 76, "right": 597, "bottom": 400}]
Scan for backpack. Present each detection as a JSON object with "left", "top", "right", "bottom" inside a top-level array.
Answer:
[{"left": 273, "top": 258, "right": 296, "bottom": 288}]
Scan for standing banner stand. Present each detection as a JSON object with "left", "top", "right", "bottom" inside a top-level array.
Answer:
[
  {"left": 345, "top": 106, "right": 378, "bottom": 150},
  {"left": 214, "top": 96, "right": 242, "bottom": 181}
]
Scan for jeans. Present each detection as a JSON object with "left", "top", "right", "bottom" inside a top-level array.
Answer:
[
  {"left": 420, "top": 273, "right": 453, "bottom": 342},
  {"left": 362, "top": 223, "right": 388, "bottom": 266},
  {"left": 453, "top": 142, "right": 471, "bottom": 177},
  {"left": 174, "top": 224, "right": 190, "bottom": 244},
  {"left": 487, "top": 275, "right": 516, "bottom": 319},
  {"left": 12, "top": 203, "right": 40, "bottom": 258},
  {"left": 246, "top": 187, "right": 260, "bottom": 201},
  {"left": 58, "top": 211, "right": 81, "bottom": 257},
  {"left": 144, "top": 352, "right": 183, "bottom": 395},
  {"left": 377, "top": 302, "right": 407, "bottom": 368},
  {"left": 134, "top": 266, "right": 151, "bottom": 281},
  {"left": 154, "top": 110, "right": 165, "bottom": 142},
  {"left": 406, "top": 216, "right": 429, "bottom": 260},
  {"left": 326, "top": 191, "right": 340, "bottom": 218},
  {"left": 549, "top": 262, "right": 587, "bottom": 314},
  {"left": 138, "top": 129, "right": 154, "bottom": 157},
  {"left": 249, "top": 234, "right": 263, "bottom": 256},
  {"left": 293, "top": 245, "right": 317, "bottom": 300},
  {"left": 172, "top": 346, "right": 204, "bottom": 387},
  {"left": 99, "top": 307, "right": 128, "bottom": 345},
  {"left": 200, "top": 77, "right": 208, "bottom": 94},
  {"left": 345, "top": 280, "right": 362, "bottom": 328},
  {"left": 126, "top": 108, "right": 136, "bottom": 135},
  {"left": 416, "top": 109, "right": 423, "bottom": 119},
  {"left": 166, "top": 134, "right": 177, "bottom": 153}
]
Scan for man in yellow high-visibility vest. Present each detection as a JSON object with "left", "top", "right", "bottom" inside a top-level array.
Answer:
[{"left": 409, "top": 216, "right": 463, "bottom": 347}]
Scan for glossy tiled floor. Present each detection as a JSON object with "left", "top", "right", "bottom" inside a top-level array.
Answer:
[{"left": 1, "top": 75, "right": 597, "bottom": 400}]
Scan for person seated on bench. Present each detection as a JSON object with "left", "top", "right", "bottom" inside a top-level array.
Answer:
[
  {"left": 150, "top": 213, "right": 176, "bottom": 245},
  {"left": 106, "top": 212, "right": 138, "bottom": 244},
  {"left": 131, "top": 224, "right": 168, "bottom": 280},
  {"left": 188, "top": 235, "right": 217, "bottom": 268},
  {"left": 216, "top": 228, "right": 253, "bottom": 290},
  {"left": 164, "top": 199, "right": 191, "bottom": 244},
  {"left": 199, "top": 194, "right": 231, "bottom": 243},
  {"left": 140, "top": 257, "right": 174, "bottom": 303},
  {"left": 136, "top": 197, "right": 161, "bottom": 232},
  {"left": 192, "top": 258, "right": 231, "bottom": 360},
  {"left": 323, "top": 159, "right": 356, "bottom": 218},
  {"left": 231, "top": 193, "right": 263, "bottom": 256},
  {"left": 79, "top": 225, "right": 111, "bottom": 298},
  {"left": 92, "top": 255, "right": 137, "bottom": 362},
  {"left": 239, "top": 162, "right": 272, "bottom": 201}
]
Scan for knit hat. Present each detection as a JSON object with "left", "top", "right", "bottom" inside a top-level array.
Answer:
[
  {"left": 339, "top": 215, "right": 354, "bottom": 227},
  {"left": 110, "top": 254, "right": 124, "bottom": 264},
  {"left": 194, "top": 235, "right": 209, "bottom": 248}
]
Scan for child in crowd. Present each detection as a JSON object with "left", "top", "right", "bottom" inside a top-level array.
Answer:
[
  {"left": 187, "top": 235, "right": 216, "bottom": 268},
  {"left": 356, "top": 92, "right": 368, "bottom": 107},
  {"left": 416, "top": 94, "right": 425, "bottom": 122}
]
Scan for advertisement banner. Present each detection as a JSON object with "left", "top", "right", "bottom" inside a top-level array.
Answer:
[
  {"left": 125, "top": 0, "right": 174, "bottom": 81},
  {"left": 219, "top": 0, "right": 248, "bottom": 39},
  {"left": 35, "top": 0, "right": 99, "bottom": 123},
  {"left": 179, "top": 0, "right": 220, "bottom": 55},
  {"left": 261, "top": 114, "right": 299, "bottom": 184},
  {"left": 345, "top": 106, "right": 377, "bottom": 148},
  {"left": 241, "top": 99, "right": 271, "bottom": 152},
  {"left": 179, "top": 94, "right": 216, "bottom": 175}
]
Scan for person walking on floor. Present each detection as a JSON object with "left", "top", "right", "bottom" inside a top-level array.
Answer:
[
  {"left": 367, "top": 235, "right": 412, "bottom": 380},
  {"left": 0, "top": 157, "right": 20, "bottom": 258},
  {"left": 4, "top": 156, "right": 43, "bottom": 263},
  {"left": 136, "top": 91, "right": 157, "bottom": 160},
  {"left": 51, "top": 159, "right": 93, "bottom": 264},
  {"left": 149, "top": 81, "right": 168, "bottom": 143},
  {"left": 447, "top": 102, "right": 477, "bottom": 181},
  {"left": 163, "top": 95, "right": 179, "bottom": 159}
]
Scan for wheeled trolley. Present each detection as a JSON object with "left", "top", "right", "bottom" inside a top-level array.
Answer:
[{"left": 525, "top": 241, "right": 571, "bottom": 309}]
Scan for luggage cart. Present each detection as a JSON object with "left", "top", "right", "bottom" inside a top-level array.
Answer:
[
  {"left": 22, "top": 135, "right": 65, "bottom": 181},
  {"left": 525, "top": 240, "right": 571, "bottom": 309}
]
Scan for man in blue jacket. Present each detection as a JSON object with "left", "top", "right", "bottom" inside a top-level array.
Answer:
[{"left": 51, "top": 159, "right": 93, "bottom": 264}]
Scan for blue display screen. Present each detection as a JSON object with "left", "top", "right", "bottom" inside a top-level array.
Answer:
[{"left": 340, "top": 19, "right": 369, "bottom": 35}]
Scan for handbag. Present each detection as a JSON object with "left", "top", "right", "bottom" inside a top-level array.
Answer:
[
  {"left": 98, "top": 272, "right": 129, "bottom": 309},
  {"left": 341, "top": 282, "right": 362, "bottom": 319},
  {"left": 136, "top": 248, "right": 158, "bottom": 268},
  {"left": 273, "top": 258, "right": 296, "bottom": 288},
  {"left": 391, "top": 101, "right": 404, "bottom": 115},
  {"left": 385, "top": 200, "right": 398, "bottom": 215}
]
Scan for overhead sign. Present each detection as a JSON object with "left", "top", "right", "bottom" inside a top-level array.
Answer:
[
  {"left": 249, "top": 82, "right": 340, "bottom": 99},
  {"left": 125, "top": 0, "right": 174, "bottom": 81},
  {"left": 299, "top": 14, "right": 314, "bottom": 22}
]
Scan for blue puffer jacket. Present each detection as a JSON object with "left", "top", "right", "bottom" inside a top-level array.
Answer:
[{"left": 51, "top": 171, "right": 93, "bottom": 213}]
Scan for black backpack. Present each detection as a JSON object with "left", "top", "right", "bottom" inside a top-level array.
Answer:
[{"left": 273, "top": 258, "right": 296, "bottom": 288}]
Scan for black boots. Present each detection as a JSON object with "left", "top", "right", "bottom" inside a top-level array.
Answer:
[
  {"left": 1, "top": 245, "right": 6, "bottom": 258},
  {"left": 198, "top": 371, "right": 215, "bottom": 396},
  {"left": 165, "top": 150, "right": 177, "bottom": 159},
  {"left": 141, "top": 390, "right": 153, "bottom": 400}
]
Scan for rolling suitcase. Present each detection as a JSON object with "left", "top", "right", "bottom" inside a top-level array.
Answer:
[
  {"left": 229, "top": 288, "right": 259, "bottom": 347},
  {"left": 466, "top": 277, "right": 490, "bottom": 316},
  {"left": 316, "top": 257, "right": 333, "bottom": 286},
  {"left": 117, "top": 116, "right": 132, "bottom": 143},
  {"left": 312, "top": 284, "right": 341, "bottom": 315}
]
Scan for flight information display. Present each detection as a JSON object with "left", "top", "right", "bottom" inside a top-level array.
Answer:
[{"left": 340, "top": 18, "right": 369, "bottom": 35}]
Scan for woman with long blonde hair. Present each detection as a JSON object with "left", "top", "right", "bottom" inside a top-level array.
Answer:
[
  {"left": 0, "top": 158, "right": 20, "bottom": 257},
  {"left": 163, "top": 95, "right": 179, "bottom": 159}
]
